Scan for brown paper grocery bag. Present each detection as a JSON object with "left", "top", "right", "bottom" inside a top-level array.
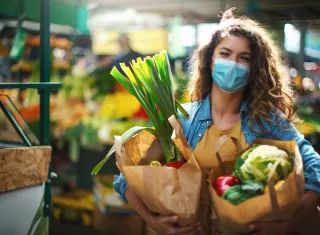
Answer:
[
  {"left": 123, "top": 130, "right": 164, "bottom": 166},
  {"left": 169, "top": 115, "right": 212, "bottom": 235},
  {"left": 208, "top": 136, "right": 304, "bottom": 234},
  {"left": 114, "top": 117, "right": 203, "bottom": 226}
]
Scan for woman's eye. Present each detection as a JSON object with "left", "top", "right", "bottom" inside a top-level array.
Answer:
[
  {"left": 220, "top": 52, "right": 229, "bottom": 56},
  {"left": 241, "top": 57, "right": 251, "bottom": 62}
]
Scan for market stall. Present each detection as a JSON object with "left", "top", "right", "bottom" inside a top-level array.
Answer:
[{"left": 1, "top": 0, "right": 319, "bottom": 234}]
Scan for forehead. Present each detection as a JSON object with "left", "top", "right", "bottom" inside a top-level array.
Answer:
[{"left": 216, "top": 34, "right": 251, "bottom": 53}]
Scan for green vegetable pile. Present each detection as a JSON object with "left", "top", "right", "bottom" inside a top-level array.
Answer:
[
  {"left": 220, "top": 144, "right": 294, "bottom": 205},
  {"left": 222, "top": 181, "right": 265, "bottom": 205}
]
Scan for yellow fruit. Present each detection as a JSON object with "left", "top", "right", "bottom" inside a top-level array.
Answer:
[
  {"left": 98, "top": 92, "right": 140, "bottom": 118},
  {"left": 150, "top": 161, "right": 162, "bottom": 166},
  {"left": 297, "top": 122, "right": 319, "bottom": 135}
]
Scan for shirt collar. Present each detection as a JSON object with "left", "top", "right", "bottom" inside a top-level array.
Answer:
[
  {"left": 198, "top": 94, "right": 249, "bottom": 122},
  {"left": 240, "top": 99, "right": 249, "bottom": 113}
]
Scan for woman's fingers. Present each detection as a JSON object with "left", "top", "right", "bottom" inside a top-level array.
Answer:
[
  {"left": 160, "top": 215, "right": 179, "bottom": 224},
  {"left": 150, "top": 214, "right": 201, "bottom": 235},
  {"left": 176, "top": 223, "right": 200, "bottom": 234},
  {"left": 164, "top": 222, "right": 201, "bottom": 235}
]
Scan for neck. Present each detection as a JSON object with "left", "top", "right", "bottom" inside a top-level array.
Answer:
[{"left": 210, "top": 83, "right": 243, "bottom": 118}]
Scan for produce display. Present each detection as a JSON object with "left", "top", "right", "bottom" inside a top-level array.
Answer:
[
  {"left": 98, "top": 92, "right": 141, "bottom": 119},
  {"left": 15, "top": 54, "right": 149, "bottom": 149},
  {"left": 212, "top": 144, "right": 294, "bottom": 205}
]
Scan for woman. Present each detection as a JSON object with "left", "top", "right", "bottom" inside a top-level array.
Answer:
[{"left": 114, "top": 10, "right": 320, "bottom": 235}]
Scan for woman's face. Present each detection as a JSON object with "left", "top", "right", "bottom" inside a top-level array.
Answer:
[{"left": 212, "top": 34, "right": 252, "bottom": 70}]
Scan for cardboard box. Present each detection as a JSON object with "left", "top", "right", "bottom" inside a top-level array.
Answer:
[{"left": 93, "top": 175, "right": 136, "bottom": 215}]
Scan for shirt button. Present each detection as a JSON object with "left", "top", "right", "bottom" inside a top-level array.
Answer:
[
  {"left": 198, "top": 134, "right": 202, "bottom": 137},
  {"left": 244, "top": 131, "right": 247, "bottom": 134},
  {"left": 207, "top": 121, "right": 210, "bottom": 124}
]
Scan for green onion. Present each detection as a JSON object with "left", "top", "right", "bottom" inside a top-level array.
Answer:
[{"left": 92, "top": 50, "right": 188, "bottom": 175}]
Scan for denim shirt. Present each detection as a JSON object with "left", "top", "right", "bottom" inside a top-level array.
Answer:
[{"left": 114, "top": 95, "right": 320, "bottom": 201}]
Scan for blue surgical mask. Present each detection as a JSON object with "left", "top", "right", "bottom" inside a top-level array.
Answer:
[{"left": 211, "top": 58, "right": 250, "bottom": 93}]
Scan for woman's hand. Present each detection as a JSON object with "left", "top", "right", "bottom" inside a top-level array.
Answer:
[
  {"left": 146, "top": 214, "right": 201, "bottom": 235},
  {"left": 249, "top": 190, "right": 320, "bottom": 235},
  {"left": 125, "top": 188, "right": 201, "bottom": 235}
]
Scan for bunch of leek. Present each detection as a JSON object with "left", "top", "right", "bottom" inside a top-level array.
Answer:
[{"left": 92, "top": 50, "right": 189, "bottom": 175}]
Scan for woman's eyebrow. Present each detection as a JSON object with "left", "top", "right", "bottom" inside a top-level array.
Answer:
[
  {"left": 240, "top": 52, "right": 252, "bottom": 56},
  {"left": 220, "top": 47, "right": 232, "bottom": 52},
  {"left": 219, "top": 47, "right": 251, "bottom": 55}
]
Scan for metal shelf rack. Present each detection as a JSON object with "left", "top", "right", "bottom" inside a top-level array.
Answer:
[{"left": 0, "top": 0, "right": 62, "bottom": 234}]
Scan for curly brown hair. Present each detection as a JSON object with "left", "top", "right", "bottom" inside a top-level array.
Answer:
[{"left": 188, "top": 10, "right": 298, "bottom": 130}]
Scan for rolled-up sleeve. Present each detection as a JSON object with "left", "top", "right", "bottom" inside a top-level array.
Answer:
[
  {"left": 296, "top": 134, "right": 320, "bottom": 195},
  {"left": 113, "top": 173, "right": 129, "bottom": 202}
]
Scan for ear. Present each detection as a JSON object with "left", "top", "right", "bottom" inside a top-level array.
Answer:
[{"left": 211, "top": 56, "right": 216, "bottom": 71}]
